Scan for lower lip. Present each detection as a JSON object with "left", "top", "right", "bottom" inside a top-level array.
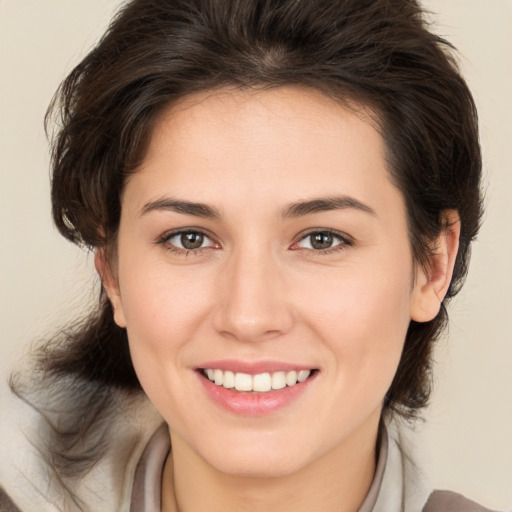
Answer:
[{"left": 197, "top": 371, "right": 316, "bottom": 416}]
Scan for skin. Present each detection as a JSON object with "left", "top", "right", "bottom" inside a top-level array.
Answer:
[{"left": 97, "top": 86, "right": 459, "bottom": 512}]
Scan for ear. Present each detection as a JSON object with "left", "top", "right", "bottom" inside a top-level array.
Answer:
[
  {"left": 410, "top": 210, "right": 460, "bottom": 322},
  {"left": 94, "top": 248, "right": 127, "bottom": 328}
]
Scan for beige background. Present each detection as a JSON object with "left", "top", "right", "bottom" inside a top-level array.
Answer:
[{"left": 0, "top": 0, "right": 511, "bottom": 509}]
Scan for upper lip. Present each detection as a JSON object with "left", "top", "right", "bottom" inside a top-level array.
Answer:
[{"left": 197, "top": 359, "right": 317, "bottom": 374}]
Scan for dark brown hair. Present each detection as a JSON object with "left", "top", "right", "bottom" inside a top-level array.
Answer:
[{"left": 43, "top": 0, "right": 481, "bottom": 426}]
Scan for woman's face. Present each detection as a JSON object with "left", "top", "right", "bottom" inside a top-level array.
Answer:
[{"left": 106, "top": 87, "right": 429, "bottom": 477}]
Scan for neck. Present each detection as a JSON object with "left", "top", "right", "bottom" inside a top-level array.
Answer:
[{"left": 162, "top": 418, "right": 381, "bottom": 512}]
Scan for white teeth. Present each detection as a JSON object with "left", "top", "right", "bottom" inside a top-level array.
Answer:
[
  {"left": 297, "top": 370, "right": 311, "bottom": 382},
  {"left": 286, "top": 370, "right": 297, "bottom": 386},
  {"left": 223, "top": 370, "right": 235, "bottom": 388},
  {"left": 203, "top": 368, "right": 314, "bottom": 392},
  {"left": 235, "top": 372, "right": 253, "bottom": 391},
  {"left": 253, "top": 373, "right": 272, "bottom": 392},
  {"left": 271, "top": 371, "right": 286, "bottom": 390},
  {"left": 214, "top": 369, "right": 223, "bottom": 386}
]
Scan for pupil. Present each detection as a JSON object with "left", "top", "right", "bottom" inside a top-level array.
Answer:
[
  {"left": 311, "top": 232, "right": 333, "bottom": 250},
  {"left": 181, "top": 232, "right": 204, "bottom": 249}
]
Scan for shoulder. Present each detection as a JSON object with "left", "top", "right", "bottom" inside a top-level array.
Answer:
[
  {"left": 378, "top": 420, "right": 502, "bottom": 512},
  {"left": 423, "top": 490, "right": 501, "bottom": 512},
  {"left": 1, "top": 378, "right": 163, "bottom": 512}
]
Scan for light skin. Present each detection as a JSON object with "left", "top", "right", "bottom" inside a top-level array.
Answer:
[{"left": 96, "top": 86, "right": 460, "bottom": 512}]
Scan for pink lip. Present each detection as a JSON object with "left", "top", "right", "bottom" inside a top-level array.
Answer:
[
  {"left": 196, "top": 365, "right": 317, "bottom": 417},
  {"left": 198, "top": 359, "right": 315, "bottom": 374}
]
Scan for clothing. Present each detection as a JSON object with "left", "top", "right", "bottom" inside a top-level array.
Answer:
[
  {"left": 0, "top": 390, "right": 498, "bottom": 512},
  {"left": 128, "top": 424, "right": 388, "bottom": 512},
  {"left": 129, "top": 420, "right": 496, "bottom": 512}
]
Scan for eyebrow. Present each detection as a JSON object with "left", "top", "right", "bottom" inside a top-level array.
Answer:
[
  {"left": 282, "top": 195, "right": 376, "bottom": 219},
  {"left": 140, "top": 198, "right": 221, "bottom": 219},
  {"left": 139, "top": 194, "right": 375, "bottom": 220}
]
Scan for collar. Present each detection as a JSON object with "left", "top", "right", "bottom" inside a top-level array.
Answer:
[{"left": 129, "top": 418, "right": 434, "bottom": 512}]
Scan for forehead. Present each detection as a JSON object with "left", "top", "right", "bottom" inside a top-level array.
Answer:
[
  {"left": 150, "top": 86, "right": 382, "bottom": 159},
  {"left": 131, "top": 86, "right": 392, "bottom": 202}
]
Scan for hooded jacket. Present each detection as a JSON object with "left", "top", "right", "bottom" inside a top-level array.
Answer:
[{"left": 0, "top": 381, "right": 497, "bottom": 512}]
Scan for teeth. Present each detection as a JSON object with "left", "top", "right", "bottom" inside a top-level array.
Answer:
[
  {"left": 286, "top": 370, "right": 297, "bottom": 386},
  {"left": 235, "top": 372, "right": 253, "bottom": 391},
  {"left": 203, "top": 368, "right": 313, "bottom": 392},
  {"left": 297, "top": 370, "right": 311, "bottom": 383},
  {"left": 253, "top": 373, "right": 272, "bottom": 392},
  {"left": 271, "top": 371, "right": 286, "bottom": 390},
  {"left": 223, "top": 370, "right": 235, "bottom": 388},
  {"left": 214, "top": 369, "right": 223, "bottom": 386}
]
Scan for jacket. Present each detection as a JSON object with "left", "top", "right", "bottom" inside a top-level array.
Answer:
[{"left": 0, "top": 382, "right": 498, "bottom": 512}]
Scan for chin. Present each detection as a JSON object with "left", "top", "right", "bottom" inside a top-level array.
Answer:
[
  {"left": 210, "top": 453, "right": 306, "bottom": 479},
  {"left": 196, "top": 433, "right": 312, "bottom": 478}
]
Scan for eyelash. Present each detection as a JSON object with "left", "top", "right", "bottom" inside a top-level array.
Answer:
[
  {"left": 291, "top": 229, "right": 353, "bottom": 255},
  {"left": 157, "top": 229, "right": 218, "bottom": 256},
  {"left": 156, "top": 228, "right": 353, "bottom": 256}
]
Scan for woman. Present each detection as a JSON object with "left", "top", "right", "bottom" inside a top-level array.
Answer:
[{"left": 0, "top": 0, "right": 498, "bottom": 511}]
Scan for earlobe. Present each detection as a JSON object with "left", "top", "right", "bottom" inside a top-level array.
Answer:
[
  {"left": 410, "top": 210, "right": 460, "bottom": 323},
  {"left": 94, "top": 248, "right": 127, "bottom": 328}
]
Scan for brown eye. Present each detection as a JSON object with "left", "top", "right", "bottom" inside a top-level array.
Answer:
[
  {"left": 180, "top": 232, "right": 205, "bottom": 249},
  {"left": 310, "top": 232, "right": 334, "bottom": 249},
  {"left": 295, "top": 231, "right": 348, "bottom": 251},
  {"left": 165, "top": 231, "right": 214, "bottom": 251}
]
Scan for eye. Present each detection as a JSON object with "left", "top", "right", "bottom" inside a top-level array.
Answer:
[
  {"left": 294, "top": 230, "right": 351, "bottom": 252},
  {"left": 160, "top": 230, "right": 217, "bottom": 252}
]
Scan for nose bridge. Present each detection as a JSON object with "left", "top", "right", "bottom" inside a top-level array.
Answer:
[{"left": 213, "top": 241, "right": 293, "bottom": 341}]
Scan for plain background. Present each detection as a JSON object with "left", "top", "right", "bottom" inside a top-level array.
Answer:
[{"left": 0, "top": 0, "right": 510, "bottom": 509}]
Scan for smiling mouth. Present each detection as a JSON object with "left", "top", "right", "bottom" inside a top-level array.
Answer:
[{"left": 200, "top": 368, "right": 317, "bottom": 393}]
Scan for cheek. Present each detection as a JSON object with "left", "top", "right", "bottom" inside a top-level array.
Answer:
[
  {"left": 116, "top": 249, "right": 233, "bottom": 402},
  {"left": 114, "top": 237, "right": 209, "bottom": 388},
  {"left": 300, "top": 257, "right": 412, "bottom": 328},
  {"left": 117, "top": 230, "right": 214, "bottom": 335},
  {"left": 117, "top": 267, "right": 217, "bottom": 423},
  {"left": 295, "top": 256, "right": 413, "bottom": 392}
]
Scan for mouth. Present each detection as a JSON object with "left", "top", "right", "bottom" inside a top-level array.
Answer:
[
  {"left": 195, "top": 360, "right": 319, "bottom": 415},
  {"left": 200, "top": 368, "right": 317, "bottom": 393}
]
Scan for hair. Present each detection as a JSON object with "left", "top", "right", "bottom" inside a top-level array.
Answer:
[{"left": 30, "top": 0, "right": 481, "bottom": 482}]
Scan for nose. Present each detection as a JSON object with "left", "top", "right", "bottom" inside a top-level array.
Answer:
[{"left": 212, "top": 246, "right": 294, "bottom": 343}]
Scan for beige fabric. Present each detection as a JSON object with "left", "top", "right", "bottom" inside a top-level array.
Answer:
[
  {"left": 130, "top": 424, "right": 169, "bottom": 512},
  {"left": 371, "top": 418, "right": 433, "bottom": 511},
  {"left": 1, "top": 390, "right": 163, "bottom": 512}
]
